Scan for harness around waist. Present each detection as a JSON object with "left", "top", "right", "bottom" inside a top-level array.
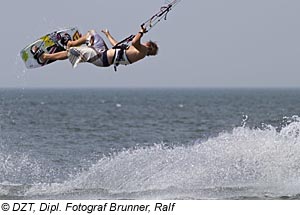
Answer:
[{"left": 113, "top": 44, "right": 131, "bottom": 66}]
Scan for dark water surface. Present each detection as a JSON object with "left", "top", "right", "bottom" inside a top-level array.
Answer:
[{"left": 1, "top": 88, "right": 300, "bottom": 199}]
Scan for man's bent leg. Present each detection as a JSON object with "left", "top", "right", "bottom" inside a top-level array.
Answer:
[{"left": 43, "top": 51, "right": 68, "bottom": 61}]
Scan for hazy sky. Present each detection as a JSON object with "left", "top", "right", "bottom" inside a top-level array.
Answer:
[{"left": 1, "top": 0, "right": 300, "bottom": 88}]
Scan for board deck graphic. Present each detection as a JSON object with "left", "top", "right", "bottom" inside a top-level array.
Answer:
[{"left": 21, "top": 27, "right": 81, "bottom": 69}]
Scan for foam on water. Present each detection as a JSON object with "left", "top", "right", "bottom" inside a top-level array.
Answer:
[{"left": 2, "top": 117, "right": 300, "bottom": 199}]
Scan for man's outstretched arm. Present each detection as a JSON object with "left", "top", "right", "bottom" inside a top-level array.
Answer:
[
  {"left": 102, "top": 29, "right": 118, "bottom": 47},
  {"left": 131, "top": 27, "right": 147, "bottom": 51}
]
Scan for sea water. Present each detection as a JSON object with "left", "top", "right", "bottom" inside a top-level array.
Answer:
[{"left": 1, "top": 88, "right": 300, "bottom": 199}]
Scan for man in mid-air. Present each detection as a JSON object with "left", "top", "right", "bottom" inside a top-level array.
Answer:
[{"left": 31, "top": 27, "right": 159, "bottom": 69}]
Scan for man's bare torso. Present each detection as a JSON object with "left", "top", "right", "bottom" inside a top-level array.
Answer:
[{"left": 106, "top": 45, "right": 148, "bottom": 65}]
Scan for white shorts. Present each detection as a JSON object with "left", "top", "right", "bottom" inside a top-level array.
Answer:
[{"left": 67, "top": 46, "right": 108, "bottom": 68}]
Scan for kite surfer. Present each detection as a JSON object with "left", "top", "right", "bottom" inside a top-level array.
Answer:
[
  {"left": 31, "top": 27, "right": 159, "bottom": 69},
  {"left": 23, "top": 0, "right": 180, "bottom": 70}
]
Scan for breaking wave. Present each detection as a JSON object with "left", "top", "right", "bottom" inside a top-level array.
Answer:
[{"left": 2, "top": 116, "right": 300, "bottom": 199}]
